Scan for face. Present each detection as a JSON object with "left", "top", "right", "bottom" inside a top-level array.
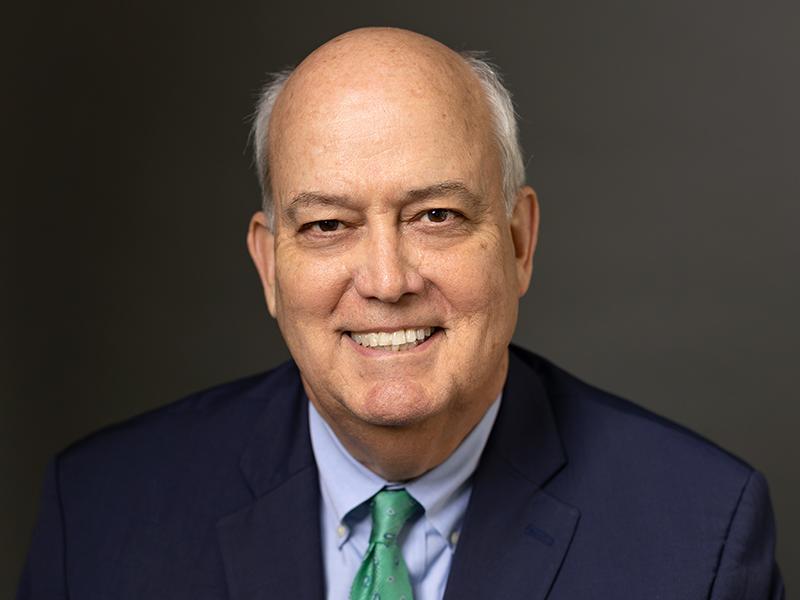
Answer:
[{"left": 249, "top": 58, "right": 537, "bottom": 438}]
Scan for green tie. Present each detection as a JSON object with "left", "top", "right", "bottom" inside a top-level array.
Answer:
[{"left": 349, "top": 489, "right": 421, "bottom": 600}]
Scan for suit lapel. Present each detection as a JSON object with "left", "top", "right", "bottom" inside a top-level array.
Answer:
[
  {"left": 216, "top": 363, "right": 325, "bottom": 600},
  {"left": 443, "top": 349, "right": 580, "bottom": 600}
]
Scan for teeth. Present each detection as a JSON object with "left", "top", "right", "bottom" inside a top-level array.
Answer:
[{"left": 349, "top": 327, "right": 436, "bottom": 350}]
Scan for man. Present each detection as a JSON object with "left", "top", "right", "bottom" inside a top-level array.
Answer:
[{"left": 19, "top": 27, "right": 782, "bottom": 599}]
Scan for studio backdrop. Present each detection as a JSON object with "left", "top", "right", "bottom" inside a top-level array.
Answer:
[{"left": 3, "top": 0, "right": 798, "bottom": 596}]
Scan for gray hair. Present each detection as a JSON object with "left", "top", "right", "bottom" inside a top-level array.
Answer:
[{"left": 251, "top": 52, "right": 525, "bottom": 227}]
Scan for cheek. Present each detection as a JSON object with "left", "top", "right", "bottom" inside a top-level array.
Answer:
[
  {"left": 420, "top": 234, "right": 517, "bottom": 318},
  {"left": 273, "top": 247, "right": 350, "bottom": 325}
]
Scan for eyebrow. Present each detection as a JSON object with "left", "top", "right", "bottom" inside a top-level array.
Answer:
[
  {"left": 403, "top": 181, "right": 483, "bottom": 209},
  {"left": 285, "top": 192, "right": 351, "bottom": 224},
  {"left": 284, "top": 180, "right": 484, "bottom": 224}
]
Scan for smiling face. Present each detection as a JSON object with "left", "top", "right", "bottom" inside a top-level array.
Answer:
[{"left": 248, "top": 29, "right": 538, "bottom": 473}]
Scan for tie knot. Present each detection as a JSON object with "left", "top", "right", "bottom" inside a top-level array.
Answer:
[{"left": 369, "top": 489, "right": 421, "bottom": 546}]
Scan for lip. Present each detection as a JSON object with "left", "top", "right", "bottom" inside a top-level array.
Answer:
[{"left": 343, "top": 327, "right": 442, "bottom": 357}]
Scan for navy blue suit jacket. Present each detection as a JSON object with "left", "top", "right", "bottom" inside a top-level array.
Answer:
[{"left": 19, "top": 346, "right": 783, "bottom": 598}]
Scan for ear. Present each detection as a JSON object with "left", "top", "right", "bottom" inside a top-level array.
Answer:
[
  {"left": 247, "top": 211, "right": 277, "bottom": 317},
  {"left": 509, "top": 186, "right": 540, "bottom": 296}
]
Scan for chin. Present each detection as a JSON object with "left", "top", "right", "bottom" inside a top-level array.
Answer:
[{"left": 351, "top": 380, "right": 442, "bottom": 428}]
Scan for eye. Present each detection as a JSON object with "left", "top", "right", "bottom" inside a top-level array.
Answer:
[
  {"left": 302, "top": 219, "right": 344, "bottom": 233},
  {"left": 422, "top": 209, "right": 455, "bottom": 223}
]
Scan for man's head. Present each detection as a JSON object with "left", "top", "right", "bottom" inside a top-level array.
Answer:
[{"left": 247, "top": 28, "right": 539, "bottom": 478}]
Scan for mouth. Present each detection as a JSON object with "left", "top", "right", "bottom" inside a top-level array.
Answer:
[{"left": 346, "top": 327, "right": 440, "bottom": 352}]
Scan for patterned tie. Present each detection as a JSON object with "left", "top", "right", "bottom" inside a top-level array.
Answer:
[{"left": 350, "top": 488, "right": 422, "bottom": 600}]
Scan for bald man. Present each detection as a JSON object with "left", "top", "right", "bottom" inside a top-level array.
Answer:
[{"left": 19, "top": 28, "right": 782, "bottom": 600}]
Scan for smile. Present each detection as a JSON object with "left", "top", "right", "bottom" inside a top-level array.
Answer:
[{"left": 348, "top": 327, "right": 437, "bottom": 352}]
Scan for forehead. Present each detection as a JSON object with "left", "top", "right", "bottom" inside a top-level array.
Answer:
[{"left": 268, "top": 45, "right": 499, "bottom": 204}]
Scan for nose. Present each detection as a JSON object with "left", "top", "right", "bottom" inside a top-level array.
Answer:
[{"left": 352, "top": 223, "right": 425, "bottom": 303}]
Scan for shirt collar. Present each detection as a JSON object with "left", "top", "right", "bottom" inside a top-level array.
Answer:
[{"left": 309, "top": 393, "right": 502, "bottom": 547}]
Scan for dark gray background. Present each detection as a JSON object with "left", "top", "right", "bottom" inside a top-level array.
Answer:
[{"left": 3, "top": 0, "right": 798, "bottom": 595}]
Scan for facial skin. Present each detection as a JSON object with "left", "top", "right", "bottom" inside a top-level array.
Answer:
[{"left": 248, "top": 28, "right": 539, "bottom": 481}]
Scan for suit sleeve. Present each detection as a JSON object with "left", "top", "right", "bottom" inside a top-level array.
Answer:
[
  {"left": 709, "top": 469, "right": 784, "bottom": 600},
  {"left": 17, "top": 458, "right": 68, "bottom": 600}
]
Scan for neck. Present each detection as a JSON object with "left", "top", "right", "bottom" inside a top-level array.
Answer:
[{"left": 307, "top": 380, "right": 503, "bottom": 482}]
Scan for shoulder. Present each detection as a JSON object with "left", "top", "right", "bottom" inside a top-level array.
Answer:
[
  {"left": 514, "top": 345, "right": 752, "bottom": 471},
  {"left": 54, "top": 359, "right": 302, "bottom": 497},
  {"left": 510, "top": 345, "right": 755, "bottom": 505}
]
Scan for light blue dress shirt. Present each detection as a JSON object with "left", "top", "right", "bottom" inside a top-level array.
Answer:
[{"left": 308, "top": 394, "right": 502, "bottom": 600}]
